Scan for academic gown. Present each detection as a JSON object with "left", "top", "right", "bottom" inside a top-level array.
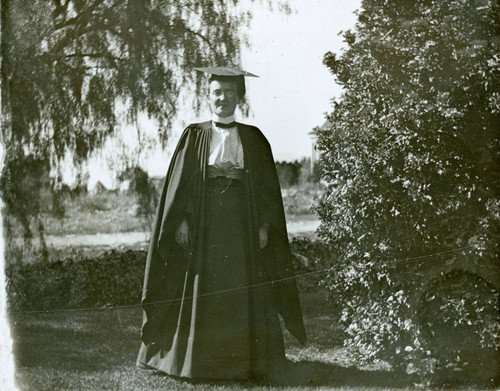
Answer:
[{"left": 137, "top": 121, "right": 306, "bottom": 379}]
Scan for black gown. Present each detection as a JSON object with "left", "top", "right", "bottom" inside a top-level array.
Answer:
[{"left": 137, "top": 121, "right": 306, "bottom": 380}]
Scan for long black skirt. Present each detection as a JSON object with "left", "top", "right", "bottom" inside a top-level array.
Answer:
[{"left": 137, "top": 177, "right": 285, "bottom": 380}]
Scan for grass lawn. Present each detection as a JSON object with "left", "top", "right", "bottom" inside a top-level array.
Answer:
[{"left": 10, "top": 291, "right": 413, "bottom": 391}]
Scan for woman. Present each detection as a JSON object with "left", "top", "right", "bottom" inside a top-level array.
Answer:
[{"left": 137, "top": 67, "right": 306, "bottom": 381}]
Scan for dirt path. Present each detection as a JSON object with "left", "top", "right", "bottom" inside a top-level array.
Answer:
[{"left": 39, "top": 219, "right": 320, "bottom": 248}]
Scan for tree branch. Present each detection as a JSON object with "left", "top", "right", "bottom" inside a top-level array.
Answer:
[
  {"left": 184, "top": 26, "right": 220, "bottom": 58},
  {"left": 53, "top": 0, "right": 109, "bottom": 30},
  {"left": 64, "top": 52, "right": 125, "bottom": 61}
]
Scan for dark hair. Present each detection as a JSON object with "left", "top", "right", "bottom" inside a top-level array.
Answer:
[{"left": 209, "top": 74, "right": 245, "bottom": 98}]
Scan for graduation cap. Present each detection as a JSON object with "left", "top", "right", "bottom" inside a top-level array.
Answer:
[
  {"left": 193, "top": 67, "right": 258, "bottom": 77},
  {"left": 194, "top": 66, "right": 258, "bottom": 97}
]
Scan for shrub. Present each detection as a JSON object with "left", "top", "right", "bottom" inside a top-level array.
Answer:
[
  {"left": 316, "top": 0, "right": 500, "bottom": 386},
  {"left": 290, "top": 237, "right": 335, "bottom": 292},
  {"left": 6, "top": 250, "right": 146, "bottom": 312},
  {"left": 276, "top": 161, "right": 301, "bottom": 188},
  {"left": 79, "top": 192, "right": 119, "bottom": 212},
  {"left": 118, "top": 166, "right": 159, "bottom": 229},
  {"left": 5, "top": 237, "right": 334, "bottom": 312}
]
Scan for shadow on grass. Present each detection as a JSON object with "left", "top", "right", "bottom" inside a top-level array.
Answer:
[
  {"left": 141, "top": 359, "right": 409, "bottom": 389},
  {"left": 10, "top": 292, "right": 413, "bottom": 390},
  {"left": 11, "top": 310, "right": 410, "bottom": 390},
  {"left": 278, "top": 360, "right": 407, "bottom": 388},
  {"left": 11, "top": 308, "right": 143, "bottom": 372}
]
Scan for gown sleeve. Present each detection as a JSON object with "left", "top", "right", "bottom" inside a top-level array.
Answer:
[
  {"left": 244, "top": 125, "right": 307, "bottom": 344},
  {"left": 140, "top": 125, "right": 200, "bottom": 346}
]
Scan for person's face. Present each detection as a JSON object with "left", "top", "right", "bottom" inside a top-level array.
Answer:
[{"left": 208, "top": 80, "right": 239, "bottom": 117}]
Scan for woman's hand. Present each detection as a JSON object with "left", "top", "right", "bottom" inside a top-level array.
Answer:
[
  {"left": 259, "top": 223, "right": 269, "bottom": 249},
  {"left": 175, "top": 219, "right": 190, "bottom": 249}
]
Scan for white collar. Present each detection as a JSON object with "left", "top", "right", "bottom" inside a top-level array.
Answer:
[{"left": 211, "top": 113, "right": 236, "bottom": 124}]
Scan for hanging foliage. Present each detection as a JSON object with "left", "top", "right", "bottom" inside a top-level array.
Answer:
[{"left": 1, "top": 0, "right": 284, "bottom": 241}]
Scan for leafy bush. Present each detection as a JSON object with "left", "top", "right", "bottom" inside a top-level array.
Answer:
[
  {"left": 417, "top": 270, "right": 500, "bottom": 385},
  {"left": 130, "top": 167, "right": 159, "bottom": 227},
  {"left": 118, "top": 166, "right": 159, "bottom": 228},
  {"left": 316, "top": 0, "right": 500, "bottom": 386},
  {"left": 6, "top": 250, "right": 146, "bottom": 312},
  {"left": 290, "top": 237, "right": 335, "bottom": 292},
  {"left": 0, "top": 156, "right": 51, "bottom": 241},
  {"left": 4, "top": 238, "right": 330, "bottom": 311},
  {"left": 79, "top": 191, "right": 119, "bottom": 212},
  {"left": 276, "top": 160, "right": 301, "bottom": 188},
  {"left": 5, "top": 236, "right": 334, "bottom": 313}
]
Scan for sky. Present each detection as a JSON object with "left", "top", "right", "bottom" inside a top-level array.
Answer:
[
  {"left": 85, "top": 0, "right": 362, "bottom": 188},
  {"left": 239, "top": 0, "right": 361, "bottom": 161}
]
